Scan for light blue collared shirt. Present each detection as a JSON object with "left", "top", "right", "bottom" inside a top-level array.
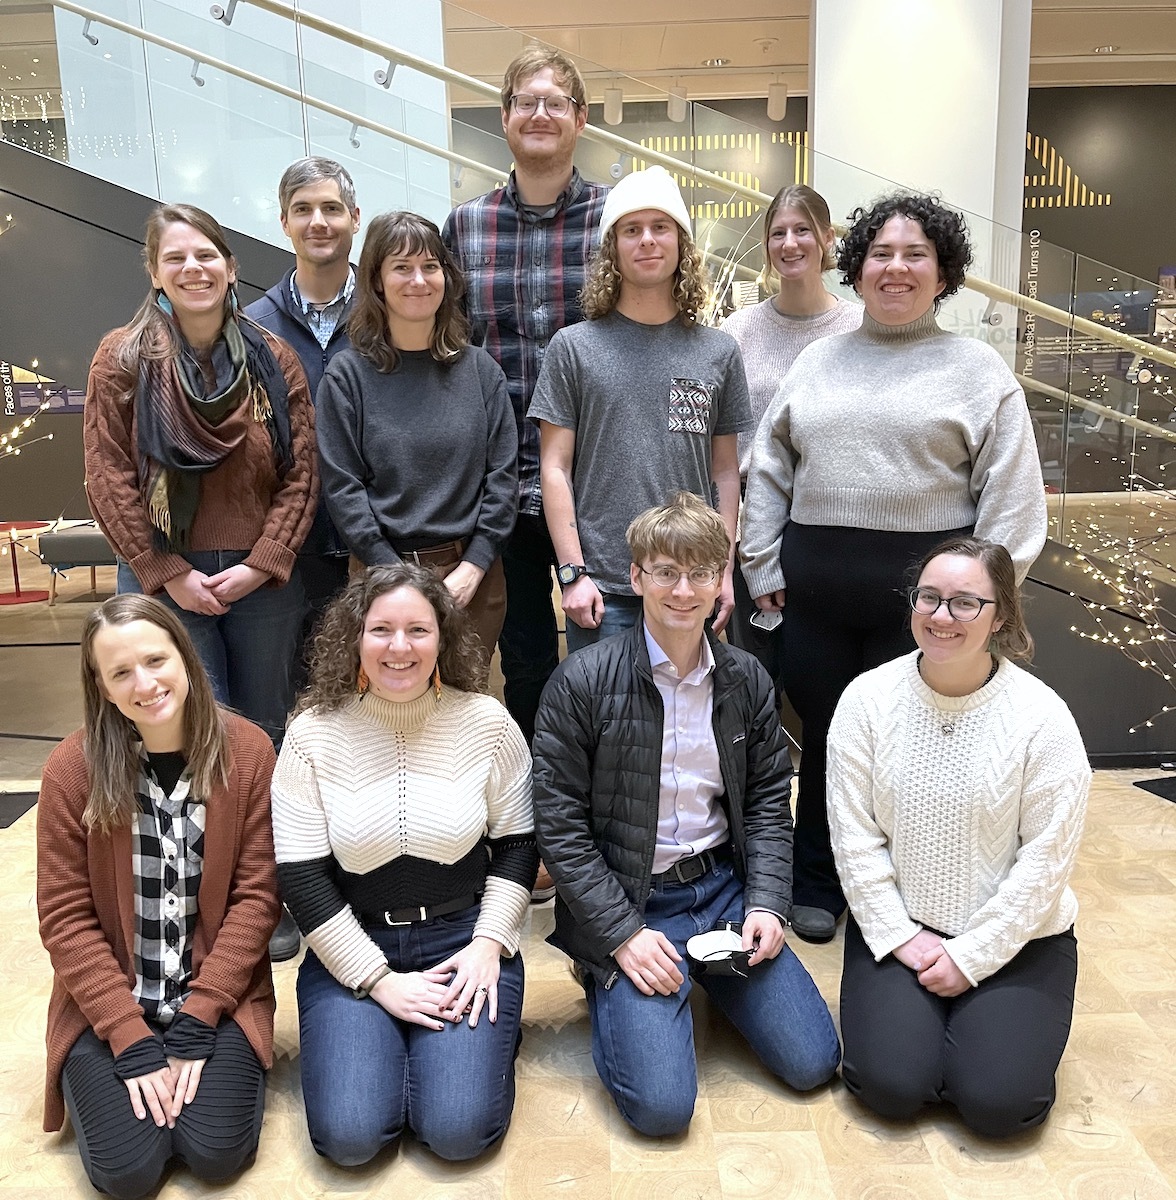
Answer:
[
  {"left": 290, "top": 266, "right": 355, "bottom": 350},
  {"left": 645, "top": 626, "right": 729, "bottom": 874}
]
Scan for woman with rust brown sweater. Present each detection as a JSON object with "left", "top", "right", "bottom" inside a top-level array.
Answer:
[
  {"left": 38, "top": 594, "right": 280, "bottom": 1199},
  {"left": 83, "top": 203, "right": 318, "bottom": 745}
]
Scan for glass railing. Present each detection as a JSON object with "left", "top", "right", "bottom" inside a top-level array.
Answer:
[{"left": 5, "top": 0, "right": 1176, "bottom": 589}]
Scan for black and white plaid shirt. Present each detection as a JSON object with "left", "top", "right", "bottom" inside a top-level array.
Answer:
[{"left": 130, "top": 755, "right": 205, "bottom": 1025}]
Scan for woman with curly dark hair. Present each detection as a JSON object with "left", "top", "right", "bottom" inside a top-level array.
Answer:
[
  {"left": 740, "top": 192, "right": 1046, "bottom": 946},
  {"left": 271, "top": 563, "right": 536, "bottom": 1166},
  {"left": 315, "top": 211, "right": 517, "bottom": 657}
]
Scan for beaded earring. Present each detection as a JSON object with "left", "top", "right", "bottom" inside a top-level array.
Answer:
[
  {"left": 433, "top": 664, "right": 442, "bottom": 702},
  {"left": 357, "top": 666, "right": 369, "bottom": 695}
]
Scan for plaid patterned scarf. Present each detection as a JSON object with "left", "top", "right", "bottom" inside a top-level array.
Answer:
[{"left": 137, "top": 316, "right": 293, "bottom": 550}]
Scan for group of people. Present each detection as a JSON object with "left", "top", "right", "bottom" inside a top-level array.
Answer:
[{"left": 35, "top": 43, "right": 1093, "bottom": 1200}]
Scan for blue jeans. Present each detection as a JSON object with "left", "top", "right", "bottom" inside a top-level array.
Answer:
[
  {"left": 586, "top": 860, "right": 841, "bottom": 1136},
  {"left": 118, "top": 551, "right": 304, "bottom": 745},
  {"left": 296, "top": 906, "right": 524, "bottom": 1165},
  {"left": 563, "top": 592, "right": 645, "bottom": 655}
]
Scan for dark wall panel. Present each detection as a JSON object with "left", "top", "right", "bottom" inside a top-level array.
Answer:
[{"left": 1025, "top": 85, "right": 1176, "bottom": 284}]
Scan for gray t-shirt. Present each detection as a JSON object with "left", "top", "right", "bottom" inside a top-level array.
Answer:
[{"left": 528, "top": 311, "right": 752, "bottom": 594}]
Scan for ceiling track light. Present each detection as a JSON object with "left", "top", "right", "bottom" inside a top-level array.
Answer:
[
  {"left": 668, "top": 84, "right": 688, "bottom": 123},
  {"left": 767, "top": 80, "right": 788, "bottom": 123}
]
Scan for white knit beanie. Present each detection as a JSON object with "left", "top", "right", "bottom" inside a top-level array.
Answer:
[{"left": 600, "top": 166, "right": 692, "bottom": 240}]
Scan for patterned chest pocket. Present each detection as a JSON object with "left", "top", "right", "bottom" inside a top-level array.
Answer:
[{"left": 668, "top": 378, "right": 714, "bottom": 434}]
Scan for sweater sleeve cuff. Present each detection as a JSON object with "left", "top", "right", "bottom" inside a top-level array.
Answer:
[
  {"left": 742, "top": 561, "right": 786, "bottom": 601},
  {"left": 128, "top": 549, "right": 193, "bottom": 595},
  {"left": 244, "top": 536, "right": 297, "bottom": 585},
  {"left": 473, "top": 878, "right": 530, "bottom": 956},
  {"left": 462, "top": 535, "right": 497, "bottom": 573}
]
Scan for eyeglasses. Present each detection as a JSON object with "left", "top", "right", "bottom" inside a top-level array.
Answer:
[
  {"left": 908, "top": 587, "right": 997, "bottom": 622},
  {"left": 508, "top": 93, "right": 579, "bottom": 118},
  {"left": 639, "top": 565, "right": 721, "bottom": 588}
]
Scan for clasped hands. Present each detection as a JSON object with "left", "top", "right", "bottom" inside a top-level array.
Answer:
[
  {"left": 125, "top": 1057, "right": 206, "bottom": 1127},
  {"left": 615, "top": 910, "right": 786, "bottom": 997},
  {"left": 163, "top": 565, "right": 270, "bottom": 615},
  {"left": 367, "top": 935, "right": 503, "bottom": 1031},
  {"left": 893, "top": 930, "right": 971, "bottom": 996}
]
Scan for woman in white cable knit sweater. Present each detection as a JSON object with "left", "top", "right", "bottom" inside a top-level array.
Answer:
[
  {"left": 827, "top": 537, "right": 1089, "bottom": 1138},
  {"left": 740, "top": 193, "right": 1047, "bottom": 946},
  {"left": 271, "top": 563, "right": 536, "bottom": 1166}
]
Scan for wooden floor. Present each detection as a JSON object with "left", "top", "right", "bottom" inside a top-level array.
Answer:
[{"left": 2, "top": 555, "right": 1175, "bottom": 1198}]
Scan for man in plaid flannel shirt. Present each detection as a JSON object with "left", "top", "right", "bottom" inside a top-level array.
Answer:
[{"left": 443, "top": 47, "right": 607, "bottom": 757}]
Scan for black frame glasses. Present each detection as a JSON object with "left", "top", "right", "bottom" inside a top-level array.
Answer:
[
  {"left": 908, "top": 587, "right": 997, "bottom": 622},
  {"left": 508, "top": 93, "right": 580, "bottom": 118}
]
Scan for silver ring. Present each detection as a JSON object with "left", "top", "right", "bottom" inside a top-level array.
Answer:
[{"left": 476, "top": 985, "right": 488, "bottom": 994}]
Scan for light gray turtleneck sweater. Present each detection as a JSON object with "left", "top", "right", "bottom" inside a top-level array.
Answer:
[{"left": 740, "top": 310, "right": 1047, "bottom": 598}]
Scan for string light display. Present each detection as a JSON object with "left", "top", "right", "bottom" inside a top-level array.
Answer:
[
  {"left": 1, "top": 359, "right": 56, "bottom": 461},
  {"left": 1054, "top": 286, "right": 1176, "bottom": 733}
]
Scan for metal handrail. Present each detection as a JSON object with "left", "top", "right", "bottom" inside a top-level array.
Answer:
[
  {"left": 49, "top": 0, "right": 507, "bottom": 182},
  {"left": 229, "top": 0, "right": 1176, "bottom": 376},
  {"left": 44, "top": 0, "right": 1176, "bottom": 388}
]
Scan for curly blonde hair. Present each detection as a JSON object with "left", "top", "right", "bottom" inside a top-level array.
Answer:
[
  {"left": 296, "top": 564, "right": 488, "bottom": 714},
  {"left": 580, "top": 227, "right": 709, "bottom": 326}
]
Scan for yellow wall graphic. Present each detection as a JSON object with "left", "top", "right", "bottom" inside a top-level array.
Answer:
[
  {"left": 636, "top": 129, "right": 811, "bottom": 221},
  {"left": 1024, "top": 132, "right": 1111, "bottom": 209}
]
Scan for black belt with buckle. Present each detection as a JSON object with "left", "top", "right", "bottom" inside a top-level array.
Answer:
[
  {"left": 651, "top": 843, "right": 731, "bottom": 886},
  {"left": 360, "top": 893, "right": 479, "bottom": 927}
]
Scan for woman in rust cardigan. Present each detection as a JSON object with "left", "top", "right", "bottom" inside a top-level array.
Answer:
[
  {"left": 37, "top": 594, "right": 280, "bottom": 1199},
  {"left": 83, "top": 202, "right": 318, "bottom": 747}
]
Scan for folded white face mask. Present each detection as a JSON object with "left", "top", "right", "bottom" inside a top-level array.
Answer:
[{"left": 686, "top": 922, "right": 750, "bottom": 977}]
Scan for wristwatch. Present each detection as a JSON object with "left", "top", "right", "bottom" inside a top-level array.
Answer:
[{"left": 557, "top": 563, "right": 589, "bottom": 587}]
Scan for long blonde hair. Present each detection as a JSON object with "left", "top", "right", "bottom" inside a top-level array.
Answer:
[
  {"left": 80, "top": 595, "right": 230, "bottom": 833},
  {"left": 580, "top": 226, "right": 709, "bottom": 326}
]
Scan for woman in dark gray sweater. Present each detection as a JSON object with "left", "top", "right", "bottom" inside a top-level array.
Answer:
[{"left": 316, "top": 211, "right": 517, "bottom": 657}]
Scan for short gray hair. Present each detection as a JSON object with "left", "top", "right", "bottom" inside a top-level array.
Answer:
[{"left": 277, "top": 157, "right": 357, "bottom": 216}]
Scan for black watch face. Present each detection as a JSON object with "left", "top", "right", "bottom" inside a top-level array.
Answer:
[{"left": 558, "top": 565, "right": 581, "bottom": 586}]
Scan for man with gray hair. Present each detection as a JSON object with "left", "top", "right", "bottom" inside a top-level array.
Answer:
[{"left": 247, "top": 155, "right": 360, "bottom": 959}]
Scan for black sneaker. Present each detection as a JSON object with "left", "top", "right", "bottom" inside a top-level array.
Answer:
[{"left": 269, "top": 906, "right": 302, "bottom": 962}]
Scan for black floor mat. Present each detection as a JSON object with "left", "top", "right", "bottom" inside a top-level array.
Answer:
[
  {"left": 0, "top": 792, "right": 36, "bottom": 828},
  {"left": 1132, "top": 776, "right": 1176, "bottom": 803}
]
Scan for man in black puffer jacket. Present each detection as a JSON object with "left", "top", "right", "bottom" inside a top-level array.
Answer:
[{"left": 533, "top": 493, "right": 840, "bottom": 1137}]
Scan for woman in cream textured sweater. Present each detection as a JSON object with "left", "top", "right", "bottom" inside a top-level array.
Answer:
[
  {"left": 740, "top": 192, "right": 1047, "bottom": 944},
  {"left": 271, "top": 562, "right": 536, "bottom": 1165},
  {"left": 827, "top": 537, "right": 1089, "bottom": 1137}
]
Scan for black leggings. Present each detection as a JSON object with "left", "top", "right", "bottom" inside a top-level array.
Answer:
[
  {"left": 780, "top": 521, "right": 972, "bottom": 911},
  {"left": 61, "top": 1018, "right": 265, "bottom": 1200},
  {"left": 839, "top": 918, "right": 1078, "bottom": 1137}
]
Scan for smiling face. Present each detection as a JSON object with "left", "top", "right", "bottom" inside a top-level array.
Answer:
[
  {"left": 614, "top": 208, "right": 681, "bottom": 294},
  {"left": 148, "top": 221, "right": 235, "bottom": 334},
  {"left": 911, "top": 553, "right": 1004, "bottom": 679},
  {"left": 631, "top": 555, "right": 722, "bottom": 649},
  {"left": 855, "top": 214, "right": 946, "bottom": 325},
  {"left": 359, "top": 586, "right": 441, "bottom": 703},
  {"left": 91, "top": 619, "right": 190, "bottom": 751},
  {"left": 380, "top": 248, "right": 445, "bottom": 342},
  {"left": 766, "top": 205, "right": 832, "bottom": 285},
  {"left": 501, "top": 66, "right": 586, "bottom": 170},
  {"left": 280, "top": 178, "right": 359, "bottom": 271}
]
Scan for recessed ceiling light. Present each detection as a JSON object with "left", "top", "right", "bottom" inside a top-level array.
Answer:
[
  {"left": 702, "top": 57, "right": 730, "bottom": 68},
  {"left": 1093, "top": 45, "right": 1119, "bottom": 53}
]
